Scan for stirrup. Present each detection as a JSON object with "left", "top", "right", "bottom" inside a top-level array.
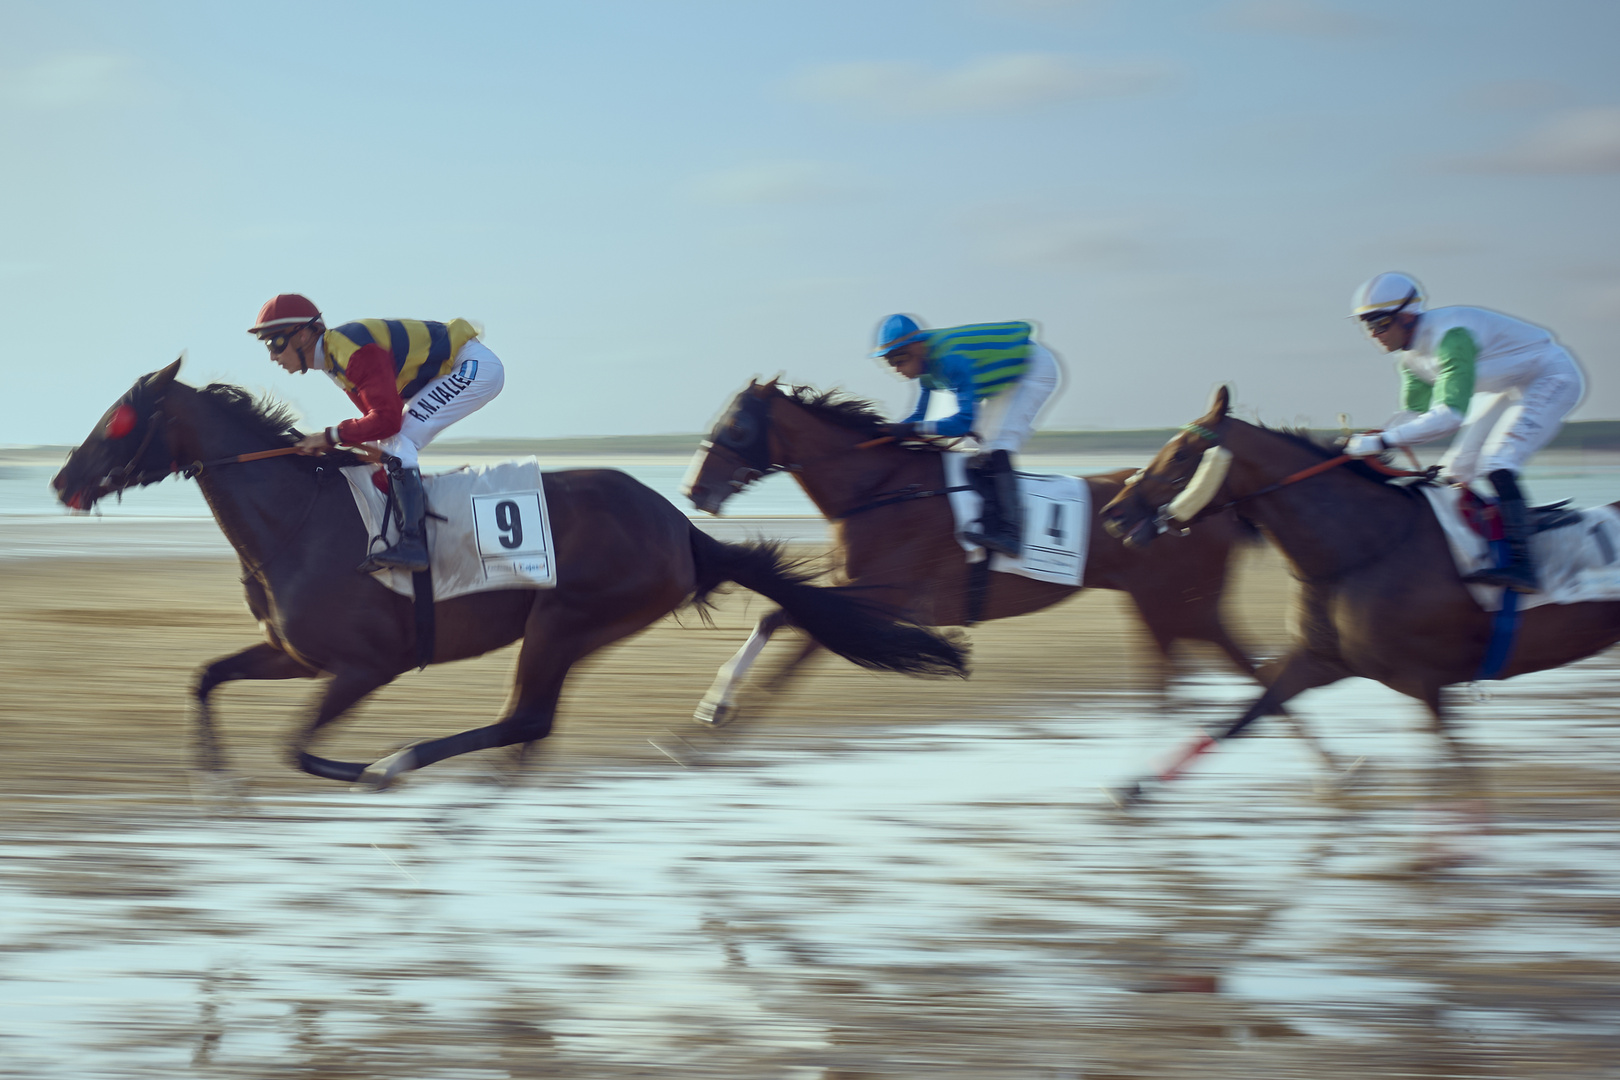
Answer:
[
  {"left": 963, "top": 528, "right": 1021, "bottom": 558},
  {"left": 1461, "top": 564, "right": 1539, "bottom": 594},
  {"left": 358, "top": 541, "right": 429, "bottom": 574}
]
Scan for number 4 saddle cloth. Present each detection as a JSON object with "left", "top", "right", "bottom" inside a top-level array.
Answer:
[
  {"left": 341, "top": 459, "right": 558, "bottom": 601},
  {"left": 941, "top": 452, "right": 1090, "bottom": 587}
]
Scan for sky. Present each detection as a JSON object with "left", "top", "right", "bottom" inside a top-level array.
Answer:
[{"left": 4, "top": 0, "right": 1619, "bottom": 445}]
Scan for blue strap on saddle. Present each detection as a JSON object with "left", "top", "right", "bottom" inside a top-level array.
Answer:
[{"left": 1476, "top": 537, "right": 1521, "bottom": 680}]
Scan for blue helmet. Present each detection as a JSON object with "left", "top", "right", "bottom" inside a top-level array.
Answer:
[{"left": 872, "top": 313, "right": 925, "bottom": 357}]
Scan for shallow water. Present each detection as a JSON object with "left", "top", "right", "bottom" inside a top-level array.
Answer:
[{"left": 3, "top": 663, "right": 1618, "bottom": 1078}]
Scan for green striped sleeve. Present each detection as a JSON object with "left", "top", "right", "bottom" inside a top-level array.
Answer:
[{"left": 1431, "top": 327, "right": 1478, "bottom": 414}]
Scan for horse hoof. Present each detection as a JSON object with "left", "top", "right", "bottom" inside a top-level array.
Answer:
[
  {"left": 693, "top": 700, "right": 737, "bottom": 728},
  {"left": 356, "top": 747, "right": 417, "bottom": 792},
  {"left": 1103, "top": 782, "right": 1145, "bottom": 810}
]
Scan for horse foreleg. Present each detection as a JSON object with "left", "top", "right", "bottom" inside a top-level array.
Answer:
[
  {"left": 289, "top": 666, "right": 394, "bottom": 783},
  {"left": 1111, "top": 649, "right": 1349, "bottom": 807},
  {"left": 694, "top": 607, "right": 792, "bottom": 727},
  {"left": 1418, "top": 686, "right": 1491, "bottom": 867},
  {"left": 193, "top": 643, "right": 317, "bottom": 773}
]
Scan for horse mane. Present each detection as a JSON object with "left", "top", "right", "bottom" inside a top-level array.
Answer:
[
  {"left": 198, "top": 383, "right": 304, "bottom": 445},
  {"left": 1259, "top": 423, "right": 1423, "bottom": 495},
  {"left": 782, "top": 385, "right": 889, "bottom": 437}
]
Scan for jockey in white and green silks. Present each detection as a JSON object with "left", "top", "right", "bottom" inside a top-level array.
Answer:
[
  {"left": 1344, "top": 272, "right": 1587, "bottom": 593},
  {"left": 872, "top": 315, "right": 1061, "bottom": 557}
]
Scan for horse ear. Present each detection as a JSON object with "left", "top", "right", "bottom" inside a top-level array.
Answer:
[
  {"left": 144, "top": 354, "right": 183, "bottom": 395},
  {"left": 1205, "top": 384, "right": 1231, "bottom": 420}
]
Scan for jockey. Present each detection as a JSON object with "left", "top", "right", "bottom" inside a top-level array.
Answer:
[
  {"left": 1345, "top": 272, "right": 1587, "bottom": 593},
  {"left": 248, "top": 293, "right": 506, "bottom": 574},
  {"left": 873, "top": 314, "right": 1061, "bottom": 557}
]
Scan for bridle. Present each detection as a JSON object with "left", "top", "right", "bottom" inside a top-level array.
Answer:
[
  {"left": 701, "top": 390, "right": 971, "bottom": 519},
  {"left": 1133, "top": 419, "right": 1433, "bottom": 538},
  {"left": 89, "top": 389, "right": 180, "bottom": 501}
]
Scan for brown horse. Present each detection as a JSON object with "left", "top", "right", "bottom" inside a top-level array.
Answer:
[
  {"left": 681, "top": 380, "right": 1262, "bottom": 726},
  {"left": 51, "top": 360, "right": 966, "bottom": 787},
  {"left": 1099, "top": 385, "right": 1620, "bottom": 802}
]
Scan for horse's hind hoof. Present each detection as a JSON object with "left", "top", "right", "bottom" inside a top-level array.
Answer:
[
  {"left": 693, "top": 699, "right": 738, "bottom": 728},
  {"left": 356, "top": 747, "right": 418, "bottom": 792}
]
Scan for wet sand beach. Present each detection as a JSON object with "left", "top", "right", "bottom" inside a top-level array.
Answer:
[{"left": 3, "top": 546, "right": 1620, "bottom": 1078}]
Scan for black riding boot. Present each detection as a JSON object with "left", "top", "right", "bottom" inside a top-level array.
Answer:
[
  {"left": 1461, "top": 468, "right": 1539, "bottom": 594},
  {"left": 358, "top": 465, "right": 430, "bottom": 574},
  {"left": 964, "top": 449, "right": 1023, "bottom": 557}
]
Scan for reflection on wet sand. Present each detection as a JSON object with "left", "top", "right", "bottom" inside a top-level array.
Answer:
[{"left": 2, "top": 550, "right": 1619, "bottom": 1077}]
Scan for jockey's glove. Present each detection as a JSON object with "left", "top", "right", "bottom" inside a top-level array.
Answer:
[
  {"left": 885, "top": 421, "right": 923, "bottom": 441},
  {"left": 1343, "top": 432, "right": 1387, "bottom": 457}
]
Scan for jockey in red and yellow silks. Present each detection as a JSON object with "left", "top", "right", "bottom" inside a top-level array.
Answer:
[{"left": 249, "top": 293, "right": 505, "bottom": 574}]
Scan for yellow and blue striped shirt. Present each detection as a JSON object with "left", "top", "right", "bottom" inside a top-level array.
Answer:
[{"left": 322, "top": 318, "right": 481, "bottom": 400}]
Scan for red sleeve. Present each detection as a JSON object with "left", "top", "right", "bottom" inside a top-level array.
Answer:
[{"left": 333, "top": 344, "right": 405, "bottom": 444}]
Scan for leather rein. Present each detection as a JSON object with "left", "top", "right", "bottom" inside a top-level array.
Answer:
[{"left": 707, "top": 393, "right": 972, "bottom": 521}]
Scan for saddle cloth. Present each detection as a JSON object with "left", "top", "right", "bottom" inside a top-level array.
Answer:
[
  {"left": 1420, "top": 485, "right": 1620, "bottom": 613},
  {"left": 341, "top": 459, "right": 558, "bottom": 601},
  {"left": 941, "top": 452, "right": 1089, "bottom": 586}
]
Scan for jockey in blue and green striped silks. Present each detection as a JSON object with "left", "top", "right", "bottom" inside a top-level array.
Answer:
[{"left": 873, "top": 314, "right": 1062, "bottom": 558}]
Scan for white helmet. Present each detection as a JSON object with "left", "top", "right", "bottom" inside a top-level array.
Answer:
[{"left": 1351, "top": 272, "right": 1425, "bottom": 320}]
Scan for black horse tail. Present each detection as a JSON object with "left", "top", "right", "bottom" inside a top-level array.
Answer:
[{"left": 688, "top": 529, "right": 967, "bottom": 678}]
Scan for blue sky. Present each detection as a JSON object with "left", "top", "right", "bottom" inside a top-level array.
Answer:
[{"left": 4, "top": 0, "right": 1618, "bottom": 444}]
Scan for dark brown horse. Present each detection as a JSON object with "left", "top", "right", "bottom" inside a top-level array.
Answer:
[
  {"left": 1099, "top": 385, "right": 1620, "bottom": 802},
  {"left": 681, "top": 380, "right": 1262, "bottom": 725},
  {"left": 52, "top": 360, "right": 965, "bottom": 787}
]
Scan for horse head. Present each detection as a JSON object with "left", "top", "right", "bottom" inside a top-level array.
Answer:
[
  {"left": 684, "top": 378, "right": 783, "bottom": 515},
  {"left": 1101, "top": 385, "right": 1236, "bottom": 549},
  {"left": 53, "top": 358, "right": 184, "bottom": 511}
]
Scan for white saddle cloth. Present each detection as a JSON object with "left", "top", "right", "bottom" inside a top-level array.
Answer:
[
  {"left": 341, "top": 459, "right": 558, "bottom": 601},
  {"left": 941, "top": 452, "right": 1089, "bottom": 586},
  {"left": 1420, "top": 485, "right": 1620, "bottom": 612}
]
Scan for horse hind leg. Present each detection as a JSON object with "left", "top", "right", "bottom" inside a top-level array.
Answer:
[
  {"left": 694, "top": 607, "right": 792, "bottom": 727},
  {"left": 193, "top": 642, "right": 317, "bottom": 774}
]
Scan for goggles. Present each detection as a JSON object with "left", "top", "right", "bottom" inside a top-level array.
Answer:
[
  {"left": 261, "top": 320, "right": 316, "bottom": 356},
  {"left": 1356, "top": 290, "right": 1418, "bottom": 335}
]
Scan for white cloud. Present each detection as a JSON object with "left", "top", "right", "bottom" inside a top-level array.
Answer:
[
  {"left": 1453, "top": 107, "right": 1620, "bottom": 174},
  {"left": 1217, "top": 0, "right": 1374, "bottom": 37},
  {"left": 963, "top": 206, "right": 1160, "bottom": 268},
  {"left": 0, "top": 53, "right": 131, "bottom": 109},
  {"left": 691, "top": 161, "right": 871, "bottom": 204},
  {"left": 791, "top": 53, "right": 1170, "bottom": 116}
]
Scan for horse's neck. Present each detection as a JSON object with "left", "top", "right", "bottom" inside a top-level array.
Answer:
[
  {"left": 170, "top": 386, "right": 326, "bottom": 566},
  {"left": 780, "top": 422, "right": 925, "bottom": 521},
  {"left": 1234, "top": 431, "right": 1424, "bottom": 582}
]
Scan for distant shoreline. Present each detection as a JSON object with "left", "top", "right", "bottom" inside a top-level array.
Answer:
[{"left": 10, "top": 419, "right": 1620, "bottom": 462}]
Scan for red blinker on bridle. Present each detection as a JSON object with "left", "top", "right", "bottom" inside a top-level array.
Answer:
[{"left": 105, "top": 403, "right": 137, "bottom": 440}]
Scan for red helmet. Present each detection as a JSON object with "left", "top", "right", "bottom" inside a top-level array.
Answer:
[{"left": 248, "top": 293, "right": 322, "bottom": 336}]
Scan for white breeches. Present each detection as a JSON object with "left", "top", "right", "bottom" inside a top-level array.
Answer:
[
  {"left": 1442, "top": 354, "right": 1585, "bottom": 484},
  {"left": 975, "top": 342, "right": 1061, "bottom": 455},
  {"left": 377, "top": 340, "right": 505, "bottom": 469}
]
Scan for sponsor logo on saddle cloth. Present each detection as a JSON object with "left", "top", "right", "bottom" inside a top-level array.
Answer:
[
  {"left": 1419, "top": 485, "right": 1620, "bottom": 613},
  {"left": 340, "top": 459, "right": 558, "bottom": 601},
  {"left": 942, "top": 453, "right": 1089, "bottom": 586}
]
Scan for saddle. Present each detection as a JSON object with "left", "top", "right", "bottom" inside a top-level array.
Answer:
[{"left": 1457, "top": 491, "right": 1585, "bottom": 541}]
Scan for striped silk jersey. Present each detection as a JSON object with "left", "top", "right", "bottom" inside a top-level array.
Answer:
[
  {"left": 322, "top": 318, "right": 482, "bottom": 400},
  {"left": 917, "top": 322, "right": 1032, "bottom": 397}
]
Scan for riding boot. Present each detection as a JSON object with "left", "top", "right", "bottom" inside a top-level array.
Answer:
[
  {"left": 1461, "top": 469, "right": 1539, "bottom": 594},
  {"left": 358, "top": 465, "right": 431, "bottom": 574},
  {"left": 963, "top": 449, "right": 1023, "bottom": 557}
]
